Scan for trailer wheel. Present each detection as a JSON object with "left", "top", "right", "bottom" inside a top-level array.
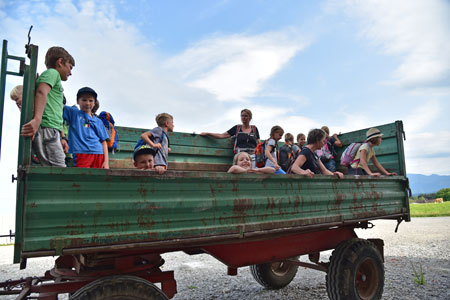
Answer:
[
  {"left": 69, "top": 275, "right": 168, "bottom": 300},
  {"left": 250, "top": 260, "right": 298, "bottom": 289},
  {"left": 326, "top": 238, "right": 384, "bottom": 300}
]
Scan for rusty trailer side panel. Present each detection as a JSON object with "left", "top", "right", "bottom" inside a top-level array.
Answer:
[{"left": 15, "top": 167, "right": 409, "bottom": 261}]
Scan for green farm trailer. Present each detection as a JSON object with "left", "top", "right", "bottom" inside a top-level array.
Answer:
[{"left": 0, "top": 38, "right": 410, "bottom": 300}]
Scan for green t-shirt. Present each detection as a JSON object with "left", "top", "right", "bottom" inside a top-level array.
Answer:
[{"left": 36, "top": 68, "right": 64, "bottom": 130}]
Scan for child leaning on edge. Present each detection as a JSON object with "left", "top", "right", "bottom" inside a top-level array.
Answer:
[
  {"left": 21, "top": 46, "right": 75, "bottom": 167},
  {"left": 63, "top": 87, "right": 109, "bottom": 169},
  {"left": 133, "top": 144, "right": 157, "bottom": 170},
  {"left": 264, "top": 125, "right": 286, "bottom": 174},
  {"left": 139, "top": 113, "right": 174, "bottom": 174},
  {"left": 228, "top": 152, "right": 275, "bottom": 174}
]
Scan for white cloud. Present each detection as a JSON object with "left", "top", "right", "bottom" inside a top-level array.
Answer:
[
  {"left": 327, "top": 0, "right": 450, "bottom": 89},
  {"left": 407, "top": 156, "right": 450, "bottom": 175},
  {"left": 402, "top": 99, "right": 441, "bottom": 133},
  {"left": 165, "top": 30, "right": 309, "bottom": 101}
]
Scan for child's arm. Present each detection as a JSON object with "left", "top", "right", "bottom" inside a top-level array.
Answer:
[
  {"left": 141, "top": 131, "right": 161, "bottom": 149},
  {"left": 371, "top": 155, "right": 396, "bottom": 176},
  {"left": 154, "top": 165, "right": 166, "bottom": 175},
  {"left": 228, "top": 165, "right": 248, "bottom": 174},
  {"left": 265, "top": 144, "right": 280, "bottom": 170},
  {"left": 318, "top": 160, "right": 343, "bottom": 178},
  {"left": 249, "top": 167, "right": 275, "bottom": 174},
  {"left": 332, "top": 133, "right": 343, "bottom": 147},
  {"left": 60, "top": 130, "right": 69, "bottom": 154},
  {"left": 359, "top": 149, "right": 381, "bottom": 176},
  {"left": 21, "top": 83, "right": 51, "bottom": 139},
  {"left": 101, "top": 140, "right": 109, "bottom": 169}
]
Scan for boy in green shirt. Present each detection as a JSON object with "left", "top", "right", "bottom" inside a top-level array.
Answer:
[{"left": 21, "top": 47, "right": 75, "bottom": 166}]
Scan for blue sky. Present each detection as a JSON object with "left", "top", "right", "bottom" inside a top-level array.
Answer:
[{"left": 0, "top": 0, "right": 450, "bottom": 220}]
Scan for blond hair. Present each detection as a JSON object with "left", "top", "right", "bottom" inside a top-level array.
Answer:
[
  {"left": 284, "top": 133, "right": 293, "bottom": 143},
  {"left": 233, "top": 152, "right": 251, "bottom": 165},
  {"left": 241, "top": 109, "right": 252, "bottom": 120},
  {"left": 10, "top": 85, "right": 23, "bottom": 100},
  {"left": 45, "top": 46, "right": 75, "bottom": 69},
  {"left": 156, "top": 113, "right": 173, "bottom": 127},
  {"left": 321, "top": 126, "right": 330, "bottom": 137}
]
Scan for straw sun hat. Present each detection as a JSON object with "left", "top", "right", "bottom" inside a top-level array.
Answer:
[{"left": 366, "top": 128, "right": 384, "bottom": 141}]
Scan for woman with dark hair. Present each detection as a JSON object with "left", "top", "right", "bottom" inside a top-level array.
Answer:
[
  {"left": 201, "top": 109, "right": 260, "bottom": 166},
  {"left": 289, "top": 129, "right": 344, "bottom": 179}
]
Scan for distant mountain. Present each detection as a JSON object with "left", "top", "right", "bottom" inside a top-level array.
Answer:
[{"left": 407, "top": 174, "right": 450, "bottom": 195}]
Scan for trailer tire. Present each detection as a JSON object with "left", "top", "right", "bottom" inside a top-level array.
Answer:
[
  {"left": 326, "top": 238, "right": 384, "bottom": 300},
  {"left": 250, "top": 260, "right": 298, "bottom": 289},
  {"left": 69, "top": 275, "right": 168, "bottom": 300}
]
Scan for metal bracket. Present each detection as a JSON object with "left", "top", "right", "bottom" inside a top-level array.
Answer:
[
  {"left": 356, "top": 221, "right": 374, "bottom": 229},
  {"left": 25, "top": 25, "right": 33, "bottom": 58},
  {"left": 395, "top": 218, "right": 403, "bottom": 233}
]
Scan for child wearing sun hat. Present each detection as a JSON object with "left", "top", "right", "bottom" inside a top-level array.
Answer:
[{"left": 348, "top": 128, "right": 397, "bottom": 176}]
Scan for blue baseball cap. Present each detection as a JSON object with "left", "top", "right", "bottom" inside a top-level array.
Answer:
[
  {"left": 77, "top": 87, "right": 97, "bottom": 100},
  {"left": 133, "top": 144, "right": 157, "bottom": 160}
]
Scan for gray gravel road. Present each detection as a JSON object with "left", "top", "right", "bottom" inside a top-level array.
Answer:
[{"left": 1, "top": 217, "right": 449, "bottom": 299}]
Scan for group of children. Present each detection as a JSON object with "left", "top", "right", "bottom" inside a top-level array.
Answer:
[
  {"left": 228, "top": 123, "right": 396, "bottom": 178},
  {"left": 16, "top": 46, "right": 173, "bottom": 174},
  {"left": 15, "top": 46, "right": 396, "bottom": 178}
]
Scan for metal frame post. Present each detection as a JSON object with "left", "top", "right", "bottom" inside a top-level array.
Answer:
[{"left": 0, "top": 40, "right": 26, "bottom": 160}]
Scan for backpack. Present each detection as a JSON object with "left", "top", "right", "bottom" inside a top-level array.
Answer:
[
  {"left": 340, "top": 142, "right": 364, "bottom": 166},
  {"left": 316, "top": 140, "right": 334, "bottom": 163},
  {"left": 254, "top": 141, "right": 266, "bottom": 168},
  {"left": 232, "top": 125, "right": 257, "bottom": 154},
  {"left": 98, "top": 111, "right": 118, "bottom": 152},
  {"left": 278, "top": 144, "right": 295, "bottom": 172}
]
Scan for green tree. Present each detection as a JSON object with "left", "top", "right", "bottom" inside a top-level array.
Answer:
[{"left": 436, "top": 188, "right": 450, "bottom": 202}]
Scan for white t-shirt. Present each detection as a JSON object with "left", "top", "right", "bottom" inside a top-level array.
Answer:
[
  {"left": 264, "top": 138, "right": 277, "bottom": 168},
  {"left": 351, "top": 143, "right": 375, "bottom": 169}
]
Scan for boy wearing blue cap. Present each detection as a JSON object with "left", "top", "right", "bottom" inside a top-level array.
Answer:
[
  {"left": 63, "top": 87, "right": 109, "bottom": 168},
  {"left": 133, "top": 144, "right": 157, "bottom": 170},
  {"left": 138, "top": 113, "right": 174, "bottom": 174}
]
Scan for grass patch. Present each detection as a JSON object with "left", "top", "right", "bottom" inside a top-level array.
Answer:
[
  {"left": 411, "top": 262, "right": 426, "bottom": 285},
  {"left": 410, "top": 201, "right": 450, "bottom": 217}
]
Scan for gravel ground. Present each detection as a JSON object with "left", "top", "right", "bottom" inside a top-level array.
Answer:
[{"left": 1, "top": 217, "right": 449, "bottom": 299}]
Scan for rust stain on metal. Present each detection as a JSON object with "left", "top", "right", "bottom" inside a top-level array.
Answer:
[
  {"left": 65, "top": 223, "right": 84, "bottom": 236},
  {"left": 209, "top": 184, "right": 216, "bottom": 199},
  {"left": 144, "top": 203, "right": 163, "bottom": 210},
  {"left": 233, "top": 199, "right": 253, "bottom": 215},
  {"left": 72, "top": 183, "right": 81, "bottom": 188},
  {"left": 294, "top": 195, "right": 301, "bottom": 211},
  {"left": 334, "top": 192, "right": 346, "bottom": 208},
  {"left": 107, "top": 220, "right": 131, "bottom": 231},
  {"left": 138, "top": 215, "right": 155, "bottom": 229},
  {"left": 30, "top": 202, "right": 37, "bottom": 208},
  {"left": 233, "top": 198, "right": 253, "bottom": 223},
  {"left": 138, "top": 187, "right": 148, "bottom": 197},
  {"left": 354, "top": 180, "right": 364, "bottom": 190},
  {"left": 266, "top": 197, "right": 276, "bottom": 211}
]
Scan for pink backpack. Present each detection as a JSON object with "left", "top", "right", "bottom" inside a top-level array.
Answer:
[{"left": 340, "top": 142, "right": 364, "bottom": 166}]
